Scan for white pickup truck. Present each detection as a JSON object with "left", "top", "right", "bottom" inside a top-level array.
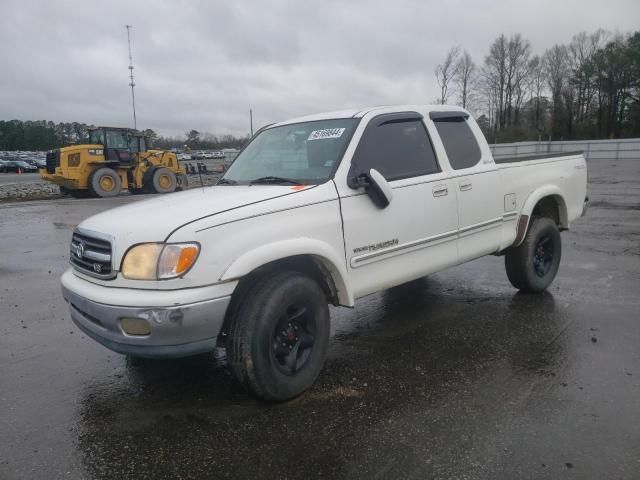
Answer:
[{"left": 62, "top": 105, "right": 588, "bottom": 400}]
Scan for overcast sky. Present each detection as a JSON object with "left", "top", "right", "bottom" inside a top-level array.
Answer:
[{"left": 1, "top": 0, "right": 638, "bottom": 137}]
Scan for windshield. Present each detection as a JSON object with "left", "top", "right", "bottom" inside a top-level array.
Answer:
[
  {"left": 89, "top": 129, "right": 130, "bottom": 150},
  {"left": 106, "top": 130, "right": 129, "bottom": 149},
  {"left": 221, "top": 119, "right": 358, "bottom": 185}
]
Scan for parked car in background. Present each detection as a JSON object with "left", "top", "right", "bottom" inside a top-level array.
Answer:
[
  {"left": 2, "top": 160, "right": 38, "bottom": 173},
  {"left": 23, "top": 158, "right": 45, "bottom": 169}
]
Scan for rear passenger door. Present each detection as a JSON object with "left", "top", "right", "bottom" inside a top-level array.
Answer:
[
  {"left": 337, "top": 112, "right": 458, "bottom": 299},
  {"left": 430, "top": 112, "right": 503, "bottom": 262}
]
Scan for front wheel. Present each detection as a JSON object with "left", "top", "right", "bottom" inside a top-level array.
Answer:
[
  {"left": 227, "top": 271, "right": 330, "bottom": 401},
  {"left": 151, "top": 168, "right": 177, "bottom": 194},
  {"left": 505, "top": 217, "right": 562, "bottom": 293}
]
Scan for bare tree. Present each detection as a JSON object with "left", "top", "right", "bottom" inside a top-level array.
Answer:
[
  {"left": 506, "top": 34, "right": 532, "bottom": 125},
  {"left": 527, "top": 55, "right": 546, "bottom": 133},
  {"left": 568, "top": 30, "right": 607, "bottom": 126},
  {"left": 483, "top": 35, "right": 508, "bottom": 130},
  {"left": 544, "top": 45, "right": 571, "bottom": 138},
  {"left": 455, "top": 50, "right": 476, "bottom": 109},
  {"left": 483, "top": 34, "right": 531, "bottom": 130},
  {"left": 435, "top": 46, "right": 460, "bottom": 104}
]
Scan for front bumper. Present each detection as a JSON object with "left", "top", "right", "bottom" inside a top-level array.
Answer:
[{"left": 62, "top": 270, "right": 231, "bottom": 358}]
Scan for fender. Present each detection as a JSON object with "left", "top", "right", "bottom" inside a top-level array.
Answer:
[
  {"left": 219, "top": 237, "right": 354, "bottom": 306},
  {"left": 514, "top": 185, "right": 569, "bottom": 246}
]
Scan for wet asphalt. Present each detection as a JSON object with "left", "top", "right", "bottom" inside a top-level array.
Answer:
[{"left": 1, "top": 159, "right": 639, "bottom": 479}]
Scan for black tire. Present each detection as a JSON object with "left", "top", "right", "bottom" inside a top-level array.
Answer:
[
  {"left": 88, "top": 167, "right": 121, "bottom": 198},
  {"left": 227, "top": 271, "right": 330, "bottom": 401},
  {"left": 505, "top": 217, "right": 562, "bottom": 293},
  {"left": 150, "top": 167, "right": 177, "bottom": 194}
]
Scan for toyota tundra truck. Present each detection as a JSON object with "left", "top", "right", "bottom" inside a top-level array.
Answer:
[{"left": 62, "top": 105, "right": 588, "bottom": 400}]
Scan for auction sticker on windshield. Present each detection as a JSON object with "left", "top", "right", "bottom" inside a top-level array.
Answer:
[{"left": 308, "top": 128, "right": 345, "bottom": 141}]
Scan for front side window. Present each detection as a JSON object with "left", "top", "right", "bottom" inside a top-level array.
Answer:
[
  {"left": 128, "top": 136, "right": 145, "bottom": 153},
  {"left": 222, "top": 119, "right": 357, "bottom": 185},
  {"left": 350, "top": 116, "right": 439, "bottom": 182},
  {"left": 433, "top": 117, "right": 481, "bottom": 170}
]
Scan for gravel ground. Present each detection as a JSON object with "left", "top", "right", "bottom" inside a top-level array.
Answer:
[{"left": 0, "top": 173, "right": 222, "bottom": 202}]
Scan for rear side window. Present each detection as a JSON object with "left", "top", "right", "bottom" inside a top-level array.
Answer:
[
  {"left": 433, "top": 118, "right": 481, "bottom": 170},
  {"left": 351, "top": 116, "right": 439, "bottom": 182}
]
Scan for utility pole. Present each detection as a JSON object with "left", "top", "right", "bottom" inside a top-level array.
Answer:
[
  {"left": 125, "top": 25, "right": 137, "bottom": 130},
  {"left": 249, "top": 108, "right": 253, "bottom": 136}
]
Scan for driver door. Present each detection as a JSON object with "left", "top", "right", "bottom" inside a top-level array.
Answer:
[{"left": 336, "top": 112, "right": 458, "bottom": 299}]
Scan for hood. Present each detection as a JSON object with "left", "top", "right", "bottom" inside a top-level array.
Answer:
[{"left": 77, "top": 185, "right": 314, "bottom": 256}]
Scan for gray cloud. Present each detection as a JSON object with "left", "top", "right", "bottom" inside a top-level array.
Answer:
[{"left": 1, "top": 0, "right": 638, "bottom": 137}]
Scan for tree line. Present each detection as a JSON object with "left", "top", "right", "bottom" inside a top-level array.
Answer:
[
  {"left": 435, "top": 29, "right": 640, "bottom": 142},
  {"left": 0, "top": 120, "right": 250, "bottom": 151}
]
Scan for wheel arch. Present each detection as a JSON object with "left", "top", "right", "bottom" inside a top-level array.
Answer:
[
  {"left": 513, "top": 186, "right": 568, "bottom": 247},
  {"left": 219, "top": 239, "right": 353, "bottom": 307}
]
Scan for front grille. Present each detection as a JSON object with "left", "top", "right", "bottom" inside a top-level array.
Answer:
[
  {"left": 46, "top": 150, "right": 60, "bottom": 173},
  {"left": 70, "top": 230, "right": 115, "bottom": 279}
]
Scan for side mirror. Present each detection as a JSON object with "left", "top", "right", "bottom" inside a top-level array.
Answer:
[{"left": 354, "top": 168, "right": 393, "bottom": 208}]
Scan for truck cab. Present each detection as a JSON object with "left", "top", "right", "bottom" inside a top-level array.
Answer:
[{"left": 61, "top": 105, "right": 588, "bottom": 401}]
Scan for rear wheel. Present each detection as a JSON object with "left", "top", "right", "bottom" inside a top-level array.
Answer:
[
  {"left": 227, "top": 271, "right": 330, "bottom": 401},
  {"left": 505, "top": 217, "right": 562, "bottom": 293},
  {"left": 88, "top": 167, "right": 121, "bottom": 198}
]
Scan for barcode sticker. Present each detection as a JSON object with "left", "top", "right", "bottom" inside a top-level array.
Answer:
[{"left": 308, "top": 128, "right": 346, "bottom": 141}]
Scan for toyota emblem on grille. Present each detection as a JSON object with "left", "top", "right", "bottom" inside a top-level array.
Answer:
[{"left": 75, "top": 242, "right": 85, "bottom": 259}]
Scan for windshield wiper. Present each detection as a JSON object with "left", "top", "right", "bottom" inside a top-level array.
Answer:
[
  {"left": 217, "top": 178, "right": 237, "bottom": 185},
  {"left": 249, "top": 176, "right": 303, "bottom": 185}
]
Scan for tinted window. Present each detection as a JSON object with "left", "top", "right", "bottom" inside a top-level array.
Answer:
[
  {"left": 351, "top": 118, "right": 439, "bottom": 181},
  {"left": 433, "top": 118, "right": 481, "bottom": 170}
]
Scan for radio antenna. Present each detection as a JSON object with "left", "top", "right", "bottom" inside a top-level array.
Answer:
[{"left": 125, "top": 25, "right": 137, "bottom": 130}]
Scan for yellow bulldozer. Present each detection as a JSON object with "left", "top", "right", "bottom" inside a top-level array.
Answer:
[{"left": 41, "top": 127, "right": 187, "bottom": 198}]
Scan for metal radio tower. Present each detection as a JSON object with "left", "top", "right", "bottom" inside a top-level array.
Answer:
[{"left": 125, "top": 25, "right": 137, "bottom": 130}]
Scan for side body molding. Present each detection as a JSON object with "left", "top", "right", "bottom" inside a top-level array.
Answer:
[{"left": 219, "top": 238, "right": 354, "bottom": 306}]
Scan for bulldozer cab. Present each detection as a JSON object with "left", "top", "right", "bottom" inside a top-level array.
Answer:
[{"left": 88, "top": 127, "right": 147, "bottom": 165}]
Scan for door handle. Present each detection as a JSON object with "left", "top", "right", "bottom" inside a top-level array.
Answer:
[
  {"left": 459, "top": 181, "right": 472, "bottom": 192},
  {"left": 432, "top": 185, "right": 448, "bottom": 197}
]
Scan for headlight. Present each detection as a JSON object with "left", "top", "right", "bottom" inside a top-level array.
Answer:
[{"left": 121, "top": 243, "right": 200, "bottom": 280}]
